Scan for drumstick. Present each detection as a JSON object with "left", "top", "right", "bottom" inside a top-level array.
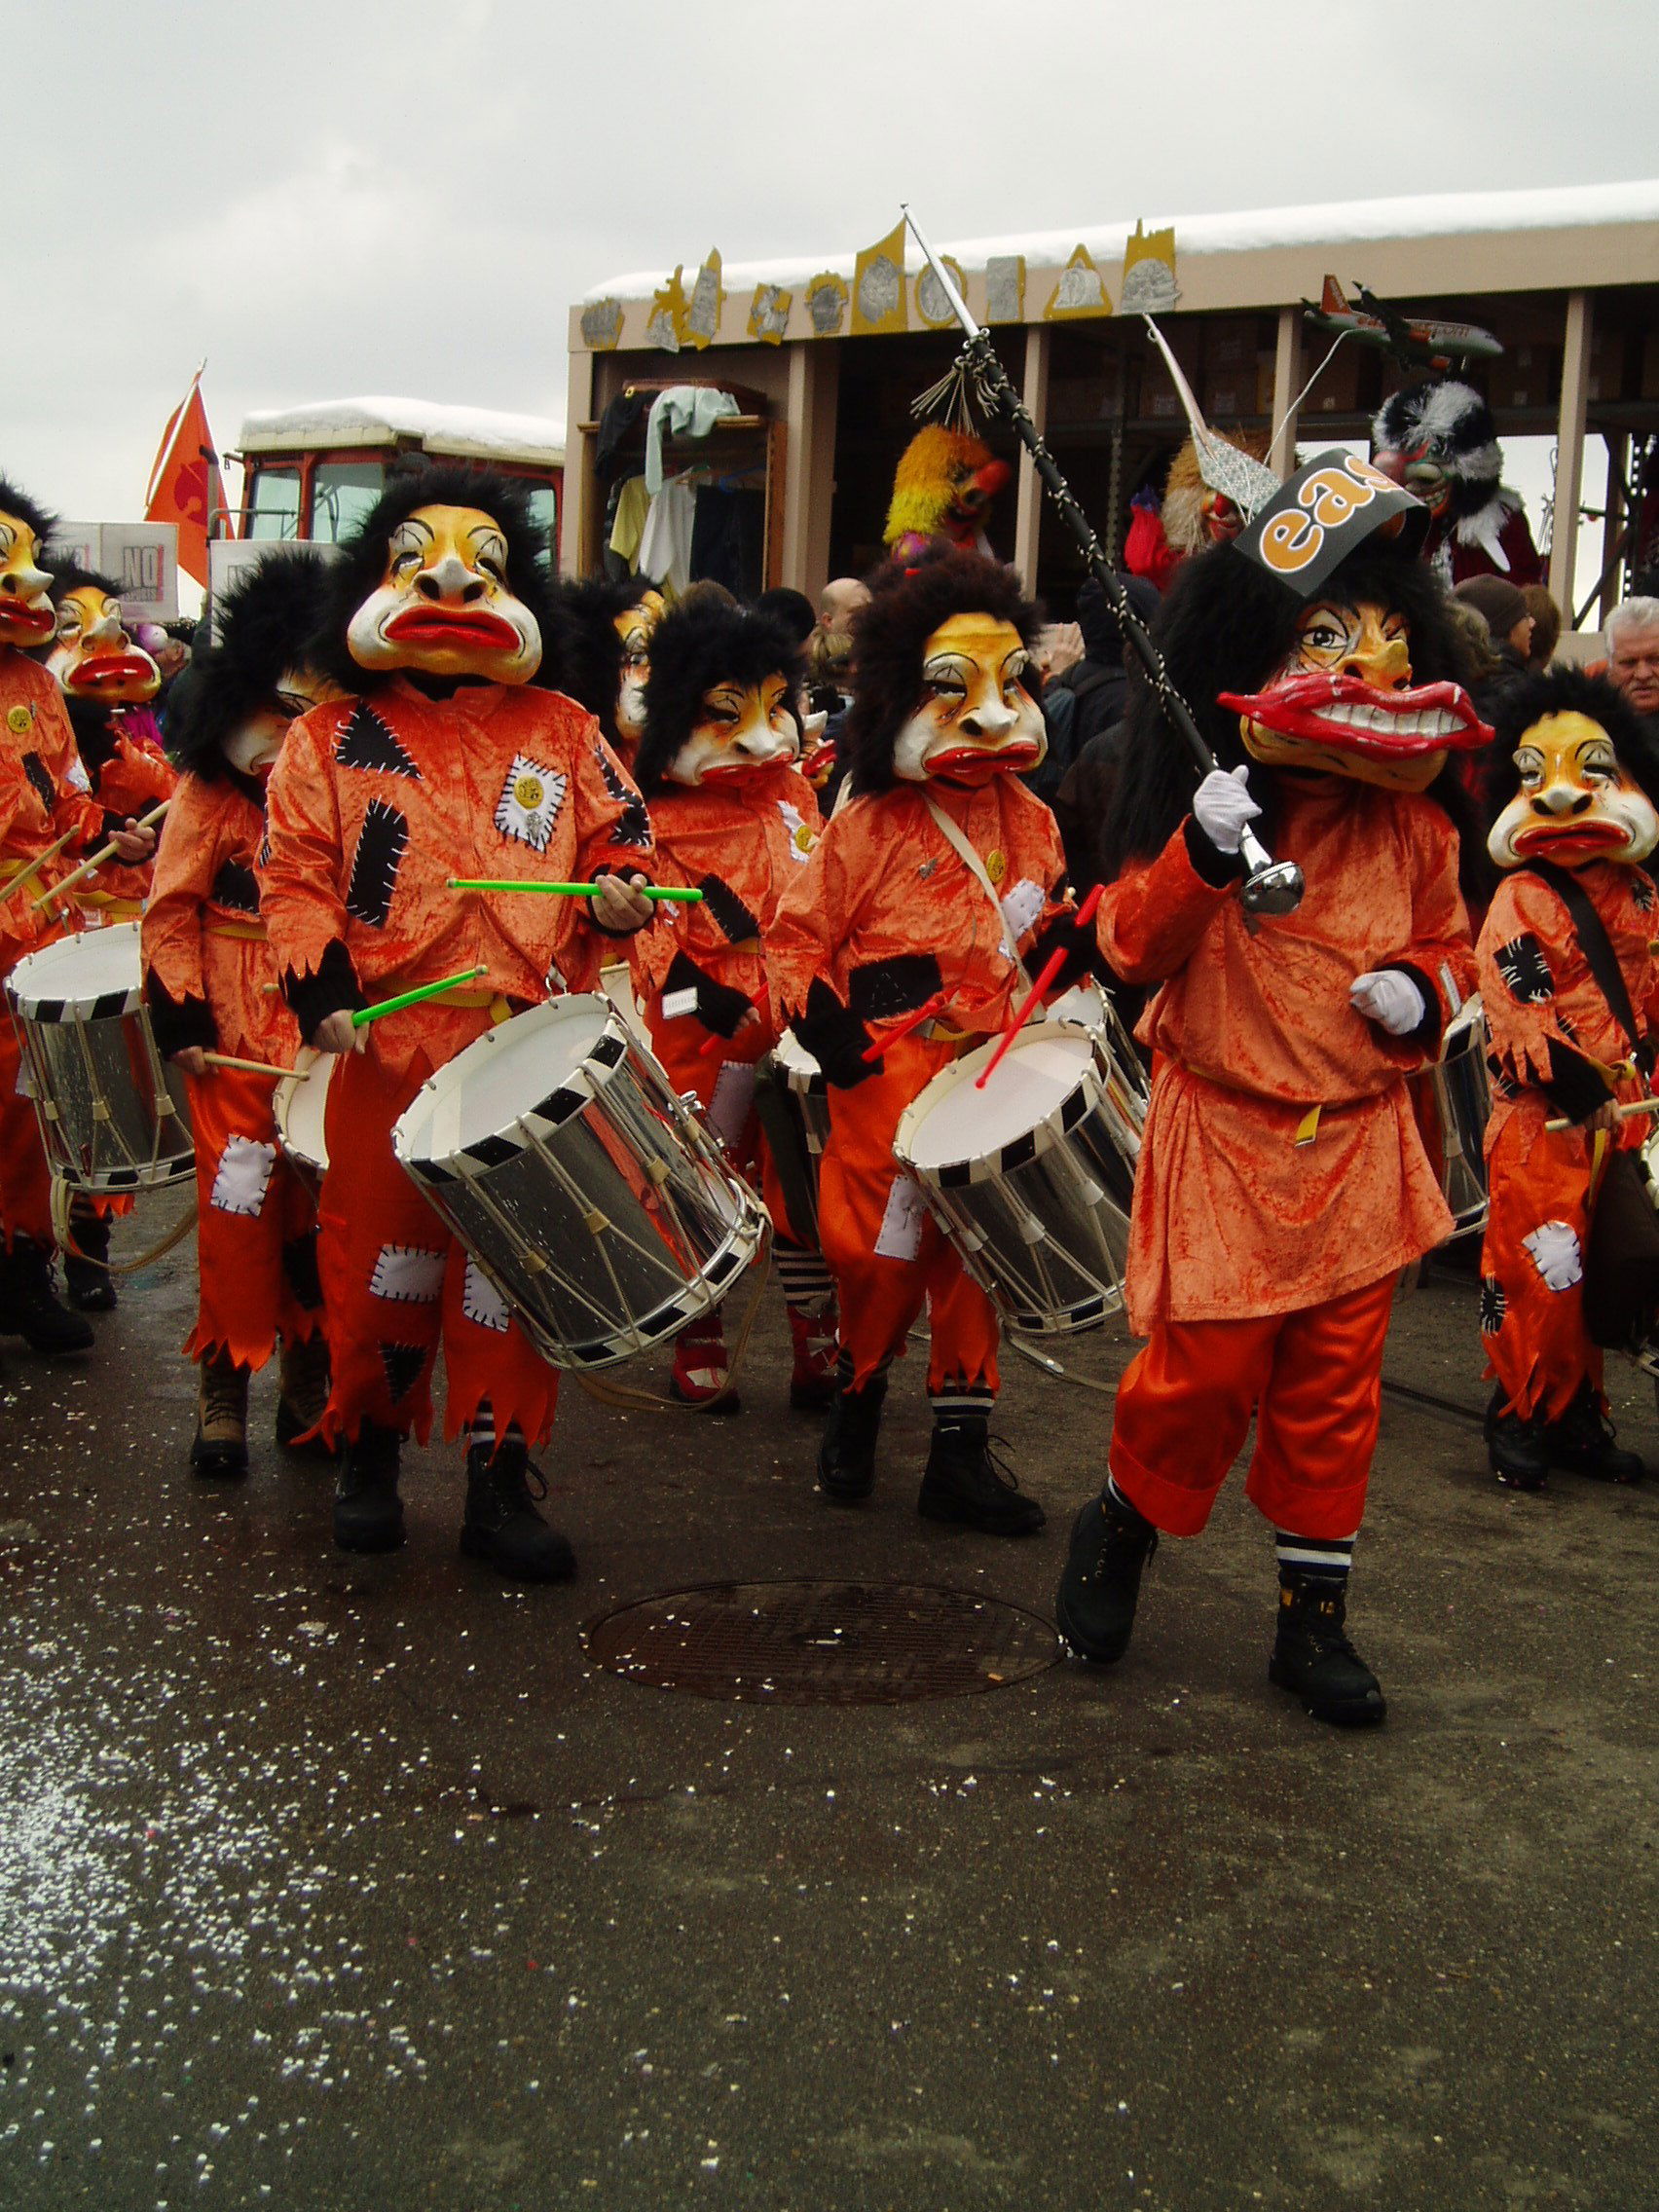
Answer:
[
  {"left": 864, "top": 991, "right": 946, "bottom": 1063},
  {"left": 446, "top": 877, "right": 704, "bottom": 903},
  {"left": 203, "top": 1051, "right": 299, "bottom": 1080},
  {"left": 1, "top": 825, "right": 79, "bottom": 904},
  {"left": 1544, "top": 1095, "right": 1659, "bottom": 1134},
  {"left": 351, "top": 966, "right": 489, "bottom": 1028},
  {"left": 975, "top": 886, "right": 1105, "bottom": 1092},
  {"left": 34, "top": 799, "right": 169, "bottom": 911}
]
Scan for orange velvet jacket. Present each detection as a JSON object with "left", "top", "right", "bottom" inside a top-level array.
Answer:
[
  {"left": 1098, "top": 781, "right": 1476, "bottom": 1328},
  {"left": 768, "top": 777, "right": 1068, "bottom": 1038},
  {"left": 72, "top": 705, "right": 180, "bottom": 913},
  {"left": 142, "top": 773, "right": 300, "bottom": 1066},
  {"left": 261, "top": 680, "right": 653, "bottom": 1075},
  {"left": 0, "top": 653, "right": 105, "bottom": 954}
]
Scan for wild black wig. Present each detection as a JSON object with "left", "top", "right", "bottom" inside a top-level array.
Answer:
[
  {"left": 841, "top": 549, "right": 1042, "bottom": 797},
  {"left": 559, "top": 575, "right": 655, "bottom": 747},
  {"left": 169, "top": 550, "right": 334, "bottom": 783},
  {"left": 0, "top": 476, "right": 58, "bottom": 547},
  {"left": 47, "top": 561, "right": 123, "bottom": 605},
  {"left": 1481, "top": 666, "right": 1659, "bottom": 823},
  {"left": 635, "top": 599, "right": 804, "bottom": 797}
]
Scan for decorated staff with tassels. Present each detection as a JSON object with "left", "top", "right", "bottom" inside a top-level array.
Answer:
[
  {"left": 260, "top": 464, "right": 654, "bottom": 1584},
  {"left": 142, "top": 551, "right": 342, "bottom": 1482}
]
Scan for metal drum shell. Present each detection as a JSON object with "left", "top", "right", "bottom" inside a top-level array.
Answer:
[
  {"left": 1417, "top": 994, "right": 1491, "bottom": 1241},
  {"left": 755, "top": 1029, "right": 829, "bottom": 1247},
  {"left": 392, "top": 995, "right": 767, "bottom": 1372}
]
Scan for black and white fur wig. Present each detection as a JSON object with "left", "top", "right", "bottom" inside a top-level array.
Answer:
[
  {"left": 841, "top": 549, "right": 1042, "bottom": 798},
  {"left": 634, "top": 599, "right": 803, "bottom": 798},
  {"left": 559, "top": 575, "right": 656, "bottom": 747},
  {"left": 169, "top": 550, "right": 334, "bottom": 783},
  {"left": 1372, "top": 382, "right": 1502, "bottom": 521}
]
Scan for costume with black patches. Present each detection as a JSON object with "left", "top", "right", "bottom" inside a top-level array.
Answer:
[
  {"left": 1372, "top": 382, "right": 1543, "bottom": 586},
  {"left": 1475, "top": 670, "right": 1659, "bottom": 1484},
  {"left": 627, "top": 599, "right": 833, "bottom": 1409},
  {"left": 770, "top": 552, "right": 1081, "bottom": 1532}
]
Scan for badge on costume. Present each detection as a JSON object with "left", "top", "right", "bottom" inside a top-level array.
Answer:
[
  {"left": 7, "top": 704, "right": 32, "bottom": 735},
  {"left": 777, "top": 798, "right": 815, "bottom": 863},
  {"left": 495, "top": 756, "right": 567, "bottom": 853}
]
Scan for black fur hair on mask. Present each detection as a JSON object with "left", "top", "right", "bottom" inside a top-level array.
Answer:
[
  {"left": 635, "top": 599, "right": 804, "bottom": 797},
  {"left": 1099, "top": 535, "right": 1483, "bottom": 892},
  {"left": 0, "top": 476, "right": 58, "bottom": 548},
  {"left": 169, "top": 550, "right": 334, "bottom": 783},
  {"left": 311, "top": 463, "right": 566, "bottom": 693},
  {"left": 1482, "top": 666, "right": 1659, "bottom": 825},
  {"left": 47, "top": 561, "right": 123, "bottom": 605},
  {"left": 841, "top": 549, "right": 1042, "bottom": 797},
  {"left": 559, "top": 575, "right": 657, "bottom": 747}
]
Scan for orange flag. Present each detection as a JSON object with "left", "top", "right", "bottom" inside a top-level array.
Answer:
[{"left": 145, "top": 370, "right": 226, "bottom": 587}]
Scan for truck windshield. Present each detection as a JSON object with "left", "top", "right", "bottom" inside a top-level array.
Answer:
[
  {"left": 244, "top": 466, "right": 302, "bottom": 540},
  {"left": 311, "top": 461, "right": 386, "bottom": 543}
]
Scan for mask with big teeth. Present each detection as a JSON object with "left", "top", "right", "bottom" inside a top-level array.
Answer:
[
  {"left": 668, "top": 670, "right": 800, "bottom": 787},
  {"left": 48, "top": 581, "right": 161, "bottom": 704},
  {"left": 0, "top": 500, "right": 55, "bottom": 649},
  {"left": 1220, "top": 595, "right": 1488, "bottom": 793},
  {"left": 346, "top": 503, "right": 541, "bottom": 682},
  {"left": 1489, "top": 710, "right": 1659, "bottom": 869},
  {"left": 612, "top": 588, "right": 666, "bottom": 748},
  {"left": 893, "top": 613, "right": 1047, "bottom": 787}
]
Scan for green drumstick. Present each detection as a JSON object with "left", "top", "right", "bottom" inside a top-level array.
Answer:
[
  {"left": 446, "top": 876, "right": 703, "bottom": 903},
  {"left": 352, "top": 966, "right": 490, "bottom": 1029}
]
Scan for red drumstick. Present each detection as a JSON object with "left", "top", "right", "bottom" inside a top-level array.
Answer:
[
  {"left": 975, "top": 885, "right": 1103, "bottom": 1092},
  {"left": 863, "top": 990, "right": 946, "bottom": 1062}
]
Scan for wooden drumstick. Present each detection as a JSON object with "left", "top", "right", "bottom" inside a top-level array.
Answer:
[
  {"left": 975, "top": 885, "right": 1105, "bottom": 1091},
  {"left": 1544, "top": 1096, "right": 1659, "bottom": 1134},
  {"left": 34, "top": 799, "right": 169, "bottom": 911},
  {"left": 202, "top": 1051, "right": 299, "bottom": 1080},
  {"left": 1, "top": 825, "right": 79, "bottom": 904}
]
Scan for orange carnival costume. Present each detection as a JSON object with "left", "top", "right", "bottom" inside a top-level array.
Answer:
[
  {"left": 142, "top": 550, "right": 340, "bottom": 1480},
  {"left": 771, "top": 552, "right": 1097, "bottom": 1535},
  {"left": 1475, "top": 670, "right": 1659, "bottom": 1491},
  {"left": 260, "top": 465, "right": 653, "bottom": 1581},
  {"left": 0, "top": 478, "right": 109, "bottom": 1355},
  {"left": 1054, "top": 454, "right": 1489, "bottom": 1726},
  {"left": 627, "top": 597, "right": 834, "bottom": 1409}
]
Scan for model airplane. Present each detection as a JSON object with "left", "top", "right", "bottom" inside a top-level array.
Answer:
[{"left": 1302, "top": 276, "right": 1503, "bottom": 370}]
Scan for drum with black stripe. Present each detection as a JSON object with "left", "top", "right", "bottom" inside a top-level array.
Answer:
[
  {"left": 755, "top": 1027, "right": 829, "bottom": 1247},
  {"left": 392, "top": 993, "right": 767, "bottom": 1369},
  {"left": 7, "top": 920, "right": 194, "bottom": 1192}
]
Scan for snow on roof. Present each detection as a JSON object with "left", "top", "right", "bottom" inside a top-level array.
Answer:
[
  {"left": 237, "top": 396, "right": 565, "bottom": 463},
  {"left": 583, "top": 179, "right": 1659, "bottom": 304}
]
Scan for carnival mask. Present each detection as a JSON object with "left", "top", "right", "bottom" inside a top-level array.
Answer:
[
  {"left": 223, "top": 664, "right": 343, "bottom": 781},
  {"left": 1200, "top": 489, "right": 1245, "bottom": 544},
  {"left": 1371, "top": 444, "right": 1454, "bottom": 521},
  {"left": 1488, "top": 711, "right": 1659, "bottom": 869},
  {"left": 613, "top": 588, "right": 666, "bottom": 749},
  {"left": 1220, "top": 596, "right": 1487, "bottom": 793},
  {"left": 668, "top": 670, "right": 800, "bottom": 787},
  {"left": 346, "top": 504, "right": 540, "bottom": 682},
  {"left": 0, "top": 508, "right": 55, "bottom": 647},
  {"left": 48, "top": 584, "right": 162, "bottom": 704},
  {"left": 893, "top": 613, "right": 1047, "bottom": 786}
]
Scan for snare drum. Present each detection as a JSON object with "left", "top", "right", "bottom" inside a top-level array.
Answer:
[
  {"left": 274, "top": 1047, "right": 336, "bottom": 1197},
  {"left": 755, "top": 1028, "right": 829, "bottom": 1245},
  {"left": 1417, "top": 994, "right": 1490, "bottom": 1240},
  {"left": 893, "top": 1019, "right": 1144, "bottom": 1336},
  {"left": 7, "top": 921, "right": 194, "bottom": 1192},
  {"left": 392, "top": 992, "right": 768, "bottom": 1370}
]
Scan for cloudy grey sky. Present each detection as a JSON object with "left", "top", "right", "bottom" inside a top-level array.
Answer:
[{"left": 7, "top": 0, "right": 1656, "bottom": 523}]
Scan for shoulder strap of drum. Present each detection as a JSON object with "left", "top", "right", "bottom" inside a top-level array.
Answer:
[
  {"left": 920, "top": 792, "right": 1033, "bottom": 992},
  {"left": 1524, "top": 858, "right": 1651, "bottom": 1076}
]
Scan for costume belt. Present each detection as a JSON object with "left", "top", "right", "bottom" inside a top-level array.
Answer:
[
  {"left": 205, "top": 919, "right": 267, "bottom": 941},
  {"left": 76, "top": 891, "right": 144, "bottom": 921},
  {"left": 393, "top": 983, "right": 515, "bottom": 1024}
]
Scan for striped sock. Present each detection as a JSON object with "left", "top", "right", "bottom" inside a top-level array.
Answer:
[
  {"left": 776, "top": 1242, "right": 835, "bottom": 1312},
  {"left": 835, "top": 1348, "right": 890, "bottom": 1395},
  {"left": 470, "top": 1400, "right": 495, "bottom": 1454},
  {"left": 930, "top": 1380, "right": 995, "bottom": 1432},
  {"left": 1274, "top": 1530, "right": 1357, "bottom": 1582}
]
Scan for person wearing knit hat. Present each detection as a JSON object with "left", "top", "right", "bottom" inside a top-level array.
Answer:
[{"left": 1455, "top": 575, "right": 1533, "bottom": 659}]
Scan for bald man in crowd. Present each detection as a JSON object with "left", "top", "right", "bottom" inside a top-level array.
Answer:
[{"left": 819, "top": 577, "right": 870, "bottom": 636}]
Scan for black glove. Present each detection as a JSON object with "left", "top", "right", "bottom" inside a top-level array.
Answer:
[
  {"left": 662, "top": 950, "right": 754, "bottom": 1041},
  {"left": 794, "top": 977, "right": 880, "bottom": 1088},
  {"left": 1026, "top": 903, "right": 1102, "bottom": 993}
]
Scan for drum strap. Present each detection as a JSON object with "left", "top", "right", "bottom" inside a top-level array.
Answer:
[
  {"left": 1525, "top": 860, "right": 1651, "bottom": 1080},
  {"left": 920, "top": 794, "right": 1033, "bottom": 992}
]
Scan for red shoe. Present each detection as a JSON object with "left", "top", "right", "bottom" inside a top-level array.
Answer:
[
  {"left": 670, "top": 1310, "right": 742, "bottom": 1414},
  {"left": 788, "top": 1302, "right": 839, "bottom": 1413}
]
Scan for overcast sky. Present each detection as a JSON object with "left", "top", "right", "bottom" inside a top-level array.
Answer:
[{"left": 7, "top": 0, "right": 1656, "bottom": 525}]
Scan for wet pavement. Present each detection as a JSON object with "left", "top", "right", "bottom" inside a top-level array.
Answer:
[{"left": 2, "top": 1229, "right": 1656, "bottom": 2211}]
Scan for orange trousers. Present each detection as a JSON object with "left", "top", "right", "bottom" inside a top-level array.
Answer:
[
  {"left": 317, "top": 1048, "right": 559, "bottom": 1451},
  {"left": 1108, "top": 1272, "right": 1398, "bottom": 1540},
  {"left": 819, "top": 1034, "right": 998, "bottom": 1395},
  {"left": 184, "top": 1065, "right": 322, "bottom": 1370},
  {"left": 1480, "top": 1111, "right": 1602, "bottom": 1422},
  {"left": 0, "top": 1011, "right": 52, "bottom": 1250}
]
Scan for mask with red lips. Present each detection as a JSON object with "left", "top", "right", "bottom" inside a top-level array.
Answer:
[
  {"left": 0, "top": 489, "right": 56, "bottom": 651},
  {"left": 892, "top": 613, "right": 1047, "bottom": 788},
  {"left": 346, "top": 503, "right": 541, "bottom": 683},
  {"left": 48, "top": 575, "right": 162, "bottom": 704},
  {"left": 1485, "top": 670, "right": 1659, "bottom": 872}
]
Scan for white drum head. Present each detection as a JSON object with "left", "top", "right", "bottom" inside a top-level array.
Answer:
[
  {"left": 395, "top": 994, "right": 616, "bottom": 1164},
  {"left": 276, "top": 1048, "right": 335, "bottom": 1170},
  {"left": 1046, "top": 981, "right": 1108, "bottom": 1032},
  {"left": 903, "top": 1030, "right": 1094, "bottom": 1172},
  {"left": 770, "top": 1028, "right": 824, "bottom": 1089},
  {"left": 10, "top": 919, "right": 143, "bottom": 1017}
]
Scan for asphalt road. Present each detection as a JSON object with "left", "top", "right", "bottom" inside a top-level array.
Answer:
[{"left": 2, "top": 1231, "right": 1655, "bottom": 2211}]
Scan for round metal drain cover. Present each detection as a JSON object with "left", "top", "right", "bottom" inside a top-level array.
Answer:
[{"left": 585, "top": 1579, "right": 1060, "bottom": 1705}]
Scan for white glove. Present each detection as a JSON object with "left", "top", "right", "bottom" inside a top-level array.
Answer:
[
  {"left": 1349, "top": 969, "right": 1426, "bottom": 1037},
  {"left": 1523, "top": 1220, "right": 1583, "bottom": 1293},
  {"left": 1192, "top": 764, "right": 1260, "bottom": 856}
]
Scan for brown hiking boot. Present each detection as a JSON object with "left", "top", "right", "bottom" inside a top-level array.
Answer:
[
  {"left": 276, "top": 1332, "right": 337, "bottom": 1458},
  {"left": 191, "top": 1351, "right": 250, "bottom": 1480}
]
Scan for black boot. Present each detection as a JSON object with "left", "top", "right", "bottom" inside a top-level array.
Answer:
[
  {"left": 1268, "top": 1571, "right": 1385, "bottom": 1727},
  {"left": 1053, "top": 1490, "right": 1159, "bottom": 1664},
  {"left": 460, "top": 1438, "right": 575, "bottom": 1583},
  {"left": 190, "top": 1351, "right": 250, "bottom": 1480},
  {"left": 918, "top": 1419, "right": 1045, "bottom": 1536},
  {"left": 63, "top": 1205, "right": 117, "bottom": 1312},
  {"left": 333, "top": 1419, "right": 405, "bottom": 1553},
  {"left": 1485, "top": 1388, "right": 1549, "bottom": 1491},
  {"left": 817, "top": 1375, "right": 887, "bottom": 1502},
  {"left": 1545, "top": 1382, "right": 1645, "bottom": 1484},
  {"left": 0, "top": 1235, "right": 94, "bottom": 1356}
]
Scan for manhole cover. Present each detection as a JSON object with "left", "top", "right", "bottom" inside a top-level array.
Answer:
[{"left": 584, "top": 1579, "right": 1060, "bottom": 1705}]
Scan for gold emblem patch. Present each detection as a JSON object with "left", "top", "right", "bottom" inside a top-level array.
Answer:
[
  {"left": 985, "top": 850, "right": 1008, "bottom": 885},
  {"left": 793, "top": 823, "right": 815, "bottom": 854},
  {"left": 512, "top": 772, "right": 545, "bottom": 811},
  {"left": 7, "top": 705, "right": 32, "bottom": 735}
]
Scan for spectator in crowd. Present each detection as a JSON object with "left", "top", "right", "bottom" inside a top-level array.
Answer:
[
  {"left": 1454, "top": 574, "right": 1532, "bottom": 724},
  {"left": 754, "top": 587, "right": 817, "bottom": 646},
  {"left": 818, "top": 576, "right": 870, "bottom": 637},
  {"left": 1605, "top": 595, "right": 1659, "bottom": 735},
  {"left": 1521, "top": 583, "right": 1562, "bottom": 672},
  {"left": 1047, "top": 574, "right": 1161, "bottom": 888}
]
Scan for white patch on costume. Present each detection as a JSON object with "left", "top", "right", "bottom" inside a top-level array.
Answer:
[
  {"left": 1523, "top": 1220, "right": 1582, "bottom": 1294},
  {"left": 999, "top": 877, "right": 1045, "bottom": 943},
  {"left": 708, "top": 1060, "right": 757, "bottom": 1148},
  {"left": 65, "top": 756, "right": 92, "bottom": 794},
  {"left": 874, "top": 1172, "right": 928, "bottom": 1263},
  {"left": 209, "top": 1134, "right": 277, "bottom": 1218},
  {"left": 777, "top": 798, "right": 816, "bottom": 864},
  {"left": 494, "top": 756, "right": 568, "bottom": 853},
  {"left": 461, "top": 1257, "right": 511, "bottom": 1334},
  {"left": 369, "top": 1243, "right": 447, "bottom": 1304},
  {"left": 661, "top": 985, "right": 698, "bottom": 1021}
]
